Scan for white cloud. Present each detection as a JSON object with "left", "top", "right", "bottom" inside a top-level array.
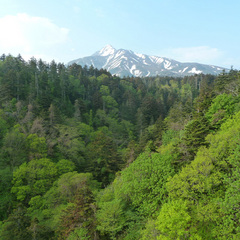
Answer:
[
  {"left": 162, "top": 46, "right": 223, "bottom": 64},
  {"left": 0, "top": 13, "right": 69, "bottom": 61}
]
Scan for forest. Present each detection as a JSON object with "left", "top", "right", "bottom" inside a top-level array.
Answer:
[{"left": 0, "top": 54, "right": 240, "bottom": 239}]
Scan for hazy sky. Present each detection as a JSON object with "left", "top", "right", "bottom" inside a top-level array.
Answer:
[{"left": 0, "top": 0, "right": 240, "bottom": 68}]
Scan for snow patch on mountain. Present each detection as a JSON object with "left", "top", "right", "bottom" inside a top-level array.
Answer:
[
  {"left": 98, "top": 44, "right": 116, "bottom": 56},
  {"left": 115, "top": 51, "right": 124, "bottom": 58},
  {"left": 143, "top": 60, "right": 150, "bottom": 65},
  {"left": 120, "top": 55, "right": 128, "bottom": 61},
  {"left": 130, "top": 64, "right": 136, "bottom": 74},
  {"left": 135, "top": 53, "right": 146, "bottom": 59},
  {"left": 164, "top": 60, "right": 173, "bottom": 69},
  {"left": 90, "top": 60, "right": 95, "bottom": 67},
  {"left": 188, "top": 67, "right": 202, "bottom": 74},
  {"left": 181, "top": 67, "right": 189, "bottom": 73},
  {"left": 134, "top": 69, "right": 142, "bottom": 77},
  {"left": 149, "top": 56, "right": 164, "bottom": 64}
]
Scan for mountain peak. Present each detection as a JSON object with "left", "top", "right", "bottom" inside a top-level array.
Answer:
[
  {"left": 69, "top": 46, "right": 228, "bottom": 77},
  {"left": 95, "top": 44, "right": 116, "bottom": 57}
]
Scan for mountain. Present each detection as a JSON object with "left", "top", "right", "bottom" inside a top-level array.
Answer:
[{"left": 68, "top": 45, "right": 227, "bottom": 77}]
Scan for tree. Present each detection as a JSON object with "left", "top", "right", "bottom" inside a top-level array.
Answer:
[
  {"left": 140, "top": 95, "right": 160, "bottom": 127},
  {"left": 155, "top": 199, "right": 194, "bottom": 240},
  {"left": 205, "top": 93, "right": 238, "bottom": 129},
  {"left": 179, "top": 116, "right": 210, "bottom": 163},
  {"left": 57, "top": 184, "right": 96, "bottom": 240},
  {"left": 165, "top": 110, "right": 240, "bottom": 239},
  {"left": 74, "top": 99, "right": 82, "bottom": 121},
  {"left": 0, "top": 110, "right": 8, "bottom": 147},
  {"left": 11, "top": 158, "right": 75, "bottom": 205},
  {"left": 96, "top": 199, "right": 126, "bottom": 240},
  {"left": 28, "top": 172, "right": 98, "bottom": 239},
  {"left": 1, "top": 125, "right": 27, "bottom": 171},
  {"left": 26, "top": 134, "right": 47, "bottom": 160},
  {"left": 117, "top": 149, "right": 175, "bottom": 216},
  {"left": 55, "top": 124, "right": 86, "bottom": 171},
  {"left": 0, "top": 205, "right": 31, "bottom": 240},
  {"left": 86, "top": 130, "right": 122, "bottom": 187},
  {"left": 0, "top": 168, "right": 13, "bottom": 221}
]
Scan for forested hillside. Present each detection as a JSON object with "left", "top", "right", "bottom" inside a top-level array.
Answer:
[{"left": 0, "top": 54, "right": 240, "bottom": 239}]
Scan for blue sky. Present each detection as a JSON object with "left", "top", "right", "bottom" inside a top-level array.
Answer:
[{"left": 0, "top": 0, "right": 240, "bottom": 69}]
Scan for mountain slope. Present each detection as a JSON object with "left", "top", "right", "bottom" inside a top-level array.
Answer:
[{"left": 68, "top": 45, "right": 227, "bottom": 77}]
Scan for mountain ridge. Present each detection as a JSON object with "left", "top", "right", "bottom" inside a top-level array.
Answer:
[{"left": 68, "top": 45, "right": 227, "bottom": 77}]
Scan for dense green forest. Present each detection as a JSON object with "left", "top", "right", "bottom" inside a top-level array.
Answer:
[{"left": 0, "top": 54, "right": 240, "bottom": 239}]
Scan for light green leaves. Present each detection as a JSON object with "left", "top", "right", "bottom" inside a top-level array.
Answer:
[
  {"left": 156, "top": 199, "right": 192, "bottom": 240},
  {"left": 119, "top": 150, "right": 175, "bottom": 216},
  {"left": 11, "top": 158, "right": 75, "bottom": 203}
]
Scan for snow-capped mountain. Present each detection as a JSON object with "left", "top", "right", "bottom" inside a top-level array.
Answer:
[{"left": 68, "top": 45, "right": 227, "bottom": 77}]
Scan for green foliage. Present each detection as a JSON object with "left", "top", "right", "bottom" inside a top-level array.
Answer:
[
  {"left": 1, "top": 55, "right": 240, "bottom": 239},
  {"left": 67, "top": 227, "right": 90, "bottom": 240},
  {"left": 11, "top": 158, "right": 75, "bottom": 204},
  {"left": 97, "top": 199, "right": 126, "bottom": 239},
  {"left": 214, "top": 69, "right": 240, "bottom": 95},
  {"left": 96, "top": 185, "right": 143, "bottom": 240},
  {"left": 87, "top": 130, "right": 122, "bottom": 186},
  {"left": 95, "top": 145, "right": 177, "bottom": 239},
  {"left": 164, "top": 110, "right": 240, "bottom": 239},
  {"left": 140, "top": 219, "right": 159, "bottom": 240},
  {"left": 210, "top": 112, "right": 240, "bottom": 239},
  {"left": 205, "top": 93, "right": 239, "bottom": 129},
  {"left": 0, "top": 110, "right": 8, "bottom": 146},
  {"left": 102, "top": 95, "right": 118, "bottom": 110},
  {"left": 118, "top": 149, "right": 175, "bottom": 216},
  {"left": 97, "top": 73, "right": 110, "bottom": 82},
  {"left": 28, "top": 172, "right": 98, "bottom": 237},
  {"left": 1, "top": 124, "right": 27, "bottom": 171},
  {"left": 156, "top": 199, "right": 193, "bottom": 240},
  {"left": 167, "top": 146, "right": 222, "bottom": 201},
  {"left": 140, "top": 95, "right": 160, "bottom": 127},
  {"left": 100, "top": 85, "right": 110, "bottom": 96},
  {"left": 55, "top": 124, "right": 87, "bottom": 171},
  {"left": 164, "top": 102, "right": 191, "bottom": 130},
  {"left": 56, "top": 159, "right": 76, "bottom": 175},
  {"left": 179, "top": 116, "right": 210, "bottom": 162},
  {"left": 0, "top": 206, "right": 31, "bottom": 240},
  {"left": 161, "top": 129, "right": 179, "bottom": 146},
  {"left": 26, "top": 134, "right": 47, "bottom": 160},
  {"left": 0, "top": 168, "right": 13, "bottom": 220},
  {"left": 57, "top": 185, "right": 96, "bottom": 240}
]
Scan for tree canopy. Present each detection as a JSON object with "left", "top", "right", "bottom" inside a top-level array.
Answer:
[{"left": 0, "top": 54, "right": 240, "bottom": 239}]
